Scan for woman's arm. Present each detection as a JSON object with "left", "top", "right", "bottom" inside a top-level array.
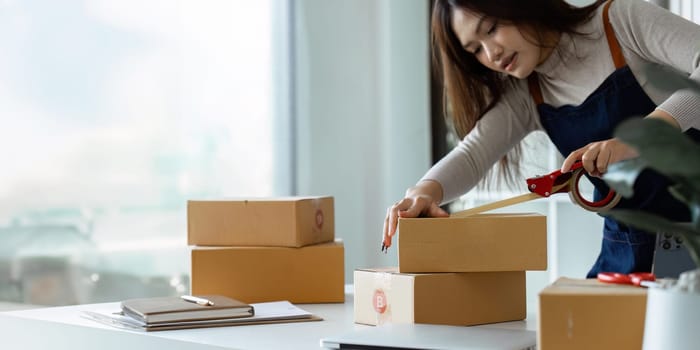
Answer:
[
  {"left": 382, "top": 81, "right": 539, "bottom": 248},
  {"left": 562, "top": 0, "right": 700, "bottom": 174},
  {"left": 612, "top": 0, "right": 700, "bottom": 131}
]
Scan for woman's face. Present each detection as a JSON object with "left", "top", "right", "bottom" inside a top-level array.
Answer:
[{"left": 450, "top": 8, "right": 553, "bottom": 79}]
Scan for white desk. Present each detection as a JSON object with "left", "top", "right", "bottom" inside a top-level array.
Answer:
[{"left": 0, "top": 287, "right": 536, "bottom": 350}]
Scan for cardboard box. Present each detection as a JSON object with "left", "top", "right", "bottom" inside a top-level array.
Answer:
[
  {"left": 397, "top": 213, "right": 546, "bottom": 273},
  {"left": 187, "top": 196, "right": 334, "bottom": 247},
  {"left": 354, "top": 268, "right": 525, "bottom": 326},
  {"left": 191, "top": 240, "right": 344, "bottom": 304},
  {"left": 539, "top": 277, "right": 647, "bottom": 350}
]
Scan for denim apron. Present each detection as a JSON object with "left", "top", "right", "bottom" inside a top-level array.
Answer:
[{"left": 527, "top": 0, "right": 696, "bottom": 277}]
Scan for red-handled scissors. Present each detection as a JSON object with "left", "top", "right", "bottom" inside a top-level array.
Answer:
[{"left": 597, "top": 272, "right": 656, "bottom": 287}]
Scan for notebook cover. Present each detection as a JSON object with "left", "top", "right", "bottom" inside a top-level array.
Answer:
[{"left": 121, "top": 295, "right": 253, "bottom": 324}]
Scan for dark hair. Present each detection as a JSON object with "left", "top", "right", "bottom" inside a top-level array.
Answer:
[{"left": 431, "top": 0, "right": 603, "bottom": 184}]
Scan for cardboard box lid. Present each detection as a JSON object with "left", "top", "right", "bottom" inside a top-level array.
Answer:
[
  {"left": 356, "top": 267, "right": 398, "bottom": 273},
  {"left": 188, "top": 196, "right": 331, "bottom": 202},
  {"left": 192, "top": 238, "right": 344, "bottom": 252},
  {"left": 398, "top": 212, "right": 547, "bottom": 272},
  {"left": 540, "top": 277, "right": 647, "bottom": 297},
  {"left": 355, "top": 267, "right": 463, "bottom": 278}
]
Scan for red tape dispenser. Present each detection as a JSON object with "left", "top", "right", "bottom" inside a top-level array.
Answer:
[
  {"left": 526, "top": 160, "right": 621, "bottom": 212},
  {"left": 450, "top": 160, "right": 622, "bottom": 219}
]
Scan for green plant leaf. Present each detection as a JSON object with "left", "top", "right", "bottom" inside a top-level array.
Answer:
[
  {"left": 667, "top": 179, "right": 700, "bottom": 232},
  {"left": 668, "top": 180, "right": 700, "bottom": 210},
  {"left": 602, "top": 158, "right": 648, "bottom": 197},
  {"left": 613, "top": 118, "right": 700, "bottom": 177}
]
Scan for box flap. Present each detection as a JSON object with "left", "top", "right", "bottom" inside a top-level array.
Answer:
[
  {"left": 356, "top": 267, "right": 398, "bottom": 273},
  {"left": 470, "top": 213, "right": 544, "bottom": 218},
  {"left": 188, "top": 196, "right": 331, "bottom": 202},
  {"left": 540, "top": 277, "right": 647, "bottom": 296}
]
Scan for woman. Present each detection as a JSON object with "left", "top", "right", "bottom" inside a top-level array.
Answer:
[{"left": 382, "top": 0, "right": 700, "bottom": 277}]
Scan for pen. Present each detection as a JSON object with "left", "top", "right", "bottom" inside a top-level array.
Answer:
[{"left": 181, "top": 295, "right": 215, "bottom": 306}]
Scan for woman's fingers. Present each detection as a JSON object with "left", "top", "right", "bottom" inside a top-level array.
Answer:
[
  {"left": 426, "top": 202, "right": 450, "bottom": 217},
  {"left": 562, "top": 139, "right": 639, "bottom": 177},
  {"left": 382, "top": 196, "right": 446, "bottom": 249},
  {"left": 382, "top": 206, "right": 393, "bottom": 248},
  {"left": 382, "top": 203, "right": 399, "bottom": 248},
  {"left": 595, "top": 145, "right": 612, "bottom": 175},
  {"left": 561, "top": 149, "right": 583, "bottom": 173},
  {"left": 382, "top": 198, "right": 411, "bottom": 248},
  {"left": 580, "top": 145, "right": 600, "bottom": 175}
]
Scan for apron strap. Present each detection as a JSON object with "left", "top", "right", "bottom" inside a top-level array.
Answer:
[
  {"left": 603, "top": 0, "right": 626, "bottom": 69},
  {"left": 527, "top": 74, "right": 544, "bottom": 106},
  {"left": 528, "top": 0, "right": 626, "bottom": 105}
]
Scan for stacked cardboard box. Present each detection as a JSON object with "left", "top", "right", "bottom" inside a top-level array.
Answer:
[
  {"left": 354, "top": 213, "right": 547, "bottom": 326},
  {"left": 188, "top": 196, "right": 345, "bottom": 304}
]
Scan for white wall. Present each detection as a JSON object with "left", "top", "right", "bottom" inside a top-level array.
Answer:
[{"left": 294, "top": 0, "right": 430, "bottom": 282}]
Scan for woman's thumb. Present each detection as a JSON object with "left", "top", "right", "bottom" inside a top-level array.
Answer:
[{"left": 428, "top": 203, "right": 449, "bottom": 217}]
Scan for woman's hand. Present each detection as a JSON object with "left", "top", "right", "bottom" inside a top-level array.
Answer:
[
  {"left": 561, "top": 138, "right": 638, "bottom": 177},
  {"left": 561, "top": 111, "right": 680, "bottom": 176},
  {"left": 382, "top": 180, "right": 449, "bottom": 250}
]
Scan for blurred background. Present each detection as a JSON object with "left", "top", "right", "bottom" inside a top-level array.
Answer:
[{"left": 0, "top": 0, "right": 695, "bottom": 309}]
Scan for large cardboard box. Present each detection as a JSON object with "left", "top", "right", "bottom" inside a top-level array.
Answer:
[
  {"left": 397, "top": 213, "right": 546, "bottom": 273},
  {"left": 191, "top": 240, "right": 344, "bottom": 304},
  {"left": 539, "top": 277, "right": 647, "bottom": 350},
  {"left": 354, "top": 268, "right": 526, "bottom": 326},
  {"left": 188, "top": 196, "right": 334, "bottom": 247}
]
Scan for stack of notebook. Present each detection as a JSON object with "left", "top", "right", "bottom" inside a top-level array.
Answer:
[
  {"left": 82, "top": 295, "right": 320, "bottom": 331},
  {"left": 121, "top": 295, "right": 253, "bottom": 329}
]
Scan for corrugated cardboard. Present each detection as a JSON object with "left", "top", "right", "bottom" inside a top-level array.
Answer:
[
  {"left": 187, "top": 196, "right": 334, "bottom": 247},
  {"left": 354, "top": 268, "right": 526, "bottom": 326},
  {"left": 191, "top": 240, "right": 344, "bottom": 304},
  {"left": 539, "top": 277, "right": 647, "bottom": 350},
  {"left": 397, "top": 213, "right": 547, "bottom": 273}
]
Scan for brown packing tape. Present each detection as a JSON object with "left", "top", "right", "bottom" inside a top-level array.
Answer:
[
  {"left": 450, "top": 193, "right": 541, "bottom": 218},
  {"left": 450, "top": 181, "right": 571, "bottom": 217}
]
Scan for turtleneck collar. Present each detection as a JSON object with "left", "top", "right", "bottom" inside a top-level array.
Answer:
[{"left": 534, "top": 32, "right": 574, "bottom": 79}]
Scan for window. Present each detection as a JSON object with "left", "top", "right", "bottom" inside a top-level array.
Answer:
[
  {"left": 0, "top": 0, "right": 289, "bottom": 305},
  {"left": 669, "top": 0, "right": 700, "bottom": 21}
]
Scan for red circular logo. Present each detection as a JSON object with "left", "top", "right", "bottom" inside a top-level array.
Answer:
[
  {"left": 315, "top": 209, "right": 324, "bottom": 230},
  {"left": 373, "top": 289, "right": 387, "bottom": 314}
]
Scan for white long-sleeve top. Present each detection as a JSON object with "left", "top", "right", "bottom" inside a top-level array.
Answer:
[{"left": 423, "top": 0, "right": 700, "bottom": 204}]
